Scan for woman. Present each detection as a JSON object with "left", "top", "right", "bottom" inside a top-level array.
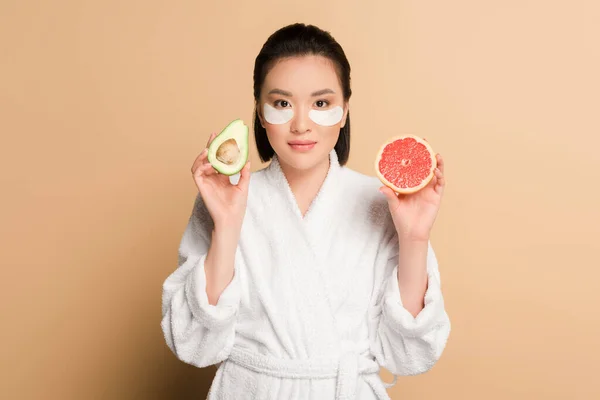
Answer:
[{"left": 161, "top": 23, "right": 451, "bottom": 400}]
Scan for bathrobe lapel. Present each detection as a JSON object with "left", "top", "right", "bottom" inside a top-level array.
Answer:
[
  {"left": 264, "top": 149, "right": 343, "bottom": 253},
  {"left": 263, "top": 150, "right": 345, "bottom": 355}
]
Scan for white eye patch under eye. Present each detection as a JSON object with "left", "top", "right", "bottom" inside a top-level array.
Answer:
[
  {"left": 263, "top": 103, "right": 293, "bottom": 125},
  {"left": 308, "top": 106, "right": 344, "bottom": 126}
]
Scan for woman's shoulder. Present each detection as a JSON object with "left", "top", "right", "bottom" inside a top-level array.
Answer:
[
  {"left": 338, "top": 166, "right": 393, "bottom": 225},
  {"left": 339, "top": 166, "right": 382, "bottom": 191},
  {"left": 339, "top": 166, "right": 385, "bottom": 200},
  {"left": 245, "top": 166, "right": 269, "bottom": 191}
]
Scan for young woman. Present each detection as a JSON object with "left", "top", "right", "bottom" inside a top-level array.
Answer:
[{"left": 161, "top": 23, "right": 451, "bottom": 400}]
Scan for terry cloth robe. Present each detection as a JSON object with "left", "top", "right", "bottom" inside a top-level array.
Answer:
[{"left": 161, "top": 149, "right": 451, "bottom": 400}]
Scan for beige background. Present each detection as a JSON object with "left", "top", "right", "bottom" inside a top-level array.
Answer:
[{"left": 1, "top": 0, "right": 599, "bottom": 399}]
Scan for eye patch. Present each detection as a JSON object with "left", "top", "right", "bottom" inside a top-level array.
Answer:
[
  {"left": 308, "top": 106, "right": 343, "bottom": 126},
  {"left": 263, "top": 103, "right": 293, "bottom": 124}
]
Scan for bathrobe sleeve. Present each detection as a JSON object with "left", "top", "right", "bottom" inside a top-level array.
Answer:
[
  {"left": 369, "top": 226, "right": 451, "bottom": 377},
  {"left": 160, "top": 193, "right": 241, "bottom": 368}
]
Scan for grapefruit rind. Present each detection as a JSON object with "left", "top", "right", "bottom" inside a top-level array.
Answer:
[{"left": 374, "top": 134, "right": 437, "bottom": 194}]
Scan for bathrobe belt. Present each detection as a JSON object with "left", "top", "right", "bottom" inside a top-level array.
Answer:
[{"left": 228, "top": 346, "right": 397, "bottom": 399}]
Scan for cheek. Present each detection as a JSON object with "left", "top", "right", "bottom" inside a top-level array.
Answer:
[
  {"left": 326, "top": 127, "right": 341, "bottom": 144},
  {"left": 315, "top": 125, "right": 342, "bottom": 148},
  {"left": 265, "top": 125, "right": 288, "bottom": 145}
]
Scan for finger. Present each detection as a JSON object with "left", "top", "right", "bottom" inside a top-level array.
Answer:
[
  {"left": 216, "top": 173, "right": 231, "bottom": 185},
  {"left": 237, "top": 160, "right": 252, "bottom": 191},
  {"left": 202, "top": 162, "right": 219, "bottom": 176},
  {"left": 206, "top": 132, "right": 217, "bottom": 147},
  {"left": 436, "top": 153, "right": 444, "bottom": 174},
  {"left": 435, "top": 181, "right": 445, "bottom": 196},
  {"left": 434, "top": 167, "right": 444, "bottom": 182},
  {"left": 379, "top": 186, "right": 400, "bottom": 205},
  {"left": 194, "top": 162, "right": 218, "bottom": 178},
  {"left": 434, "top": 168, "right": 445, "bottom": 194},
  {"left": 191, "top": 151, "right": 209, "bottom": 175},
  {"left": 429, "top": 174, "right": 437, "bottom": 188},
  {"left": 191, "top": 148, "right": 209, "bottom": 174}
]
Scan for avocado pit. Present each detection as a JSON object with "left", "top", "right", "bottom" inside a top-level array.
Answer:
[
  {"left": 207, "top": 118, "right": 249, "bottom": 176},
  {"left": 216, "top": 138, "right": 240, "bottom": 165}
]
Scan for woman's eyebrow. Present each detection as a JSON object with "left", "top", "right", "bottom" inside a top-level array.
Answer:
[
  {"left": 268, "top": 88, "right": 293, "bottom": 96},
  {"left": 311, "top": 88, "right": 335, "bottom": 96},
  {"left": 267, "top": 88, "right": 336, "bottom": 97}
]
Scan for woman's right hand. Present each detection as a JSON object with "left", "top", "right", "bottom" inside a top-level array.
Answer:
[{"left": 190, "top": 132, "right": 251, "bottom": 234}]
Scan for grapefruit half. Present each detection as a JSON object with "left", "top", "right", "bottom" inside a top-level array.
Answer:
[{"left": 375, "top": 134, "right": 437, "bottom": 194}]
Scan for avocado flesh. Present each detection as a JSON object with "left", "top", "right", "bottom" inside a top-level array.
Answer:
[{"left": 207, "top": 119, "right": 249, "bottom": 176}]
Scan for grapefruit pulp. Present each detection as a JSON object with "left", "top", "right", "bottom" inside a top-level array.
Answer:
[{"left": 375, "top": 134, "right": 437, "bottom": 194}]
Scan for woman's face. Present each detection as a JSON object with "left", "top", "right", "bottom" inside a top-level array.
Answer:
[{"left": 258, "top": 55, "right": 348, "bottom": 172}]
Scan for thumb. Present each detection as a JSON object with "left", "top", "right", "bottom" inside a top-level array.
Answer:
[
  {"left": 237, "top": 159, "right": 251, "bottom": 191},
  {"left": 379, "top": 186, "right": 399, "bottom": 205}
]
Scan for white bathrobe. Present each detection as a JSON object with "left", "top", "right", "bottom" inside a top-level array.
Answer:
[{"left": 161, "top": 149, "right": 451, "bottom": 400}]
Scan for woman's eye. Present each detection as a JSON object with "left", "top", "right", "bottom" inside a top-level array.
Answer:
[
  {"left": 315, "top": 100, "right": 329, "bottom": 108},
  {"left": 274, "top": 100, "right": 290, "bottom": 108}
]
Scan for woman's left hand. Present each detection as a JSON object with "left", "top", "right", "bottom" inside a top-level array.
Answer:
[{"left": 379, "top": 153, "right": 445, "bottom": 242}]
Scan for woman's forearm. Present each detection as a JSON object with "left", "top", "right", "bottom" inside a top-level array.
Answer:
[
  {"left": 396, "top": 237, "right": 429, "bottom": 317},
  {"left": 204, "top": 227, "right": 239, "bottom": 305}
]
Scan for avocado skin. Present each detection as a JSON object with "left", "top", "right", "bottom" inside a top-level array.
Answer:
[{"left": 207, "top": 119, "right": 249, "bottom": 176}]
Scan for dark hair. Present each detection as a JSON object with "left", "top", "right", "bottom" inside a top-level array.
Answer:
[{"left": 252, "top": 23, "right": 352, "bottom": 166}]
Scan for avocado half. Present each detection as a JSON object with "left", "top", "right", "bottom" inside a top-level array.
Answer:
[{"left": 207, "top": 119, "right": 249, "bottom": 176}]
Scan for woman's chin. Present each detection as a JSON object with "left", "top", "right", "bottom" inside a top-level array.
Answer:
[{"left": 277, "top": 149, "right": 331, "bottom": 173}]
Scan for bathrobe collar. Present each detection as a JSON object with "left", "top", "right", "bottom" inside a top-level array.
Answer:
[
  {"left": 266, "top": 149, "right": 341, "bottom": 217},
  {"left": 264, "top": 149, "right": 343, "bottom": 247}
]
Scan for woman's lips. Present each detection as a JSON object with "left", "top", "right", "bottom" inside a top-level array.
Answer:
[{"left": 288, "top": 141, "right": 316, "bottom": 151}]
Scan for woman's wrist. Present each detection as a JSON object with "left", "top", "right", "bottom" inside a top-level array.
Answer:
[
  {"left": 212, "top": 224, "right": 241, "bottom": 248},
  {"left": 397, "top": 232, "right": 430, "bottom": 246}
]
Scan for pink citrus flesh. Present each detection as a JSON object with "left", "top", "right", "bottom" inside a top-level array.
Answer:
[{"left": 375, "top": 135, "right": 437, "bottom": 194}]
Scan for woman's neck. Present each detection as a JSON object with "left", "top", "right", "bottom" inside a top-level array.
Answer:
[{"left": 279, "top": 156, "right": 331, "bottom": 217}]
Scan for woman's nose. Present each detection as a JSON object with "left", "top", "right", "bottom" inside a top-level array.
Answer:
[{"left": 290, "top": 106, "right": 311, "bottom": 134}]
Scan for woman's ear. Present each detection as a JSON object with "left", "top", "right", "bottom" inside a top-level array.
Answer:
[
  {"left": 256, "top": 102, "right": 265, "bottom": 128},
  {"left": 340, "top": 102, "right": 349, "bottom": 128}
]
